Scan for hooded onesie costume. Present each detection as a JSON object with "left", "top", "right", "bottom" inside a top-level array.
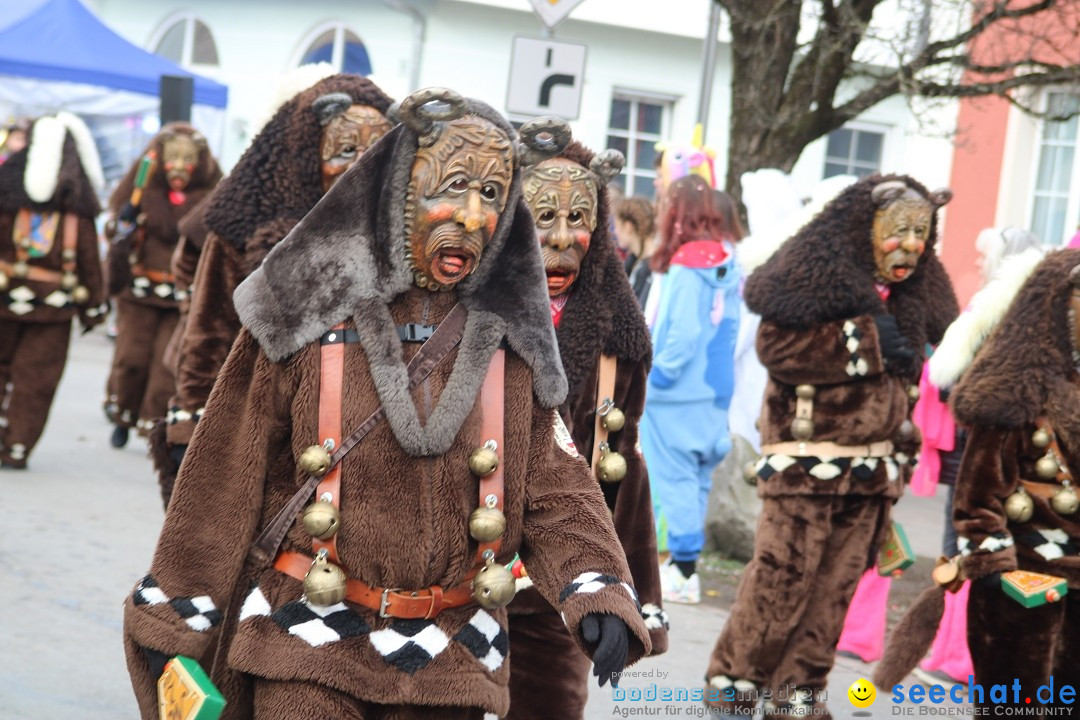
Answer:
[
  {"left": 0, "top": 112, "right": 106, "bottom": 468},
  {"left": 104, "top": 123, "right": 222, "bottom": 436},
  {"left": 705, "top": 174, "right": 958, "bottom": 713},
  {"left": 122, "top": 91, "right": 651, "bottom": 720},
  {"left": 949, "top": 249, "right": 1080, "bottom": 707},
  {"left": 505, "top": 141, "right": 667, "bottom": 720},
  {"left": 156, "top": 75, "right": 394, "bottom": 506}
]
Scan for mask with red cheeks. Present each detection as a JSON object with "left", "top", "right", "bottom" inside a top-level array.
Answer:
[
  {"left": 524, "top": 158, "right": 598, "bottom": 298},
  {"left": 162, "top": 134, "right": 200, "bottom": 191},
  {"left": 871, "top": 196, "right": 932, "bottom": 283},
  {"left": 404, "top": 116, "right": 514, "bottom": 291},
  {"left": 320, "top": 105, "right": 392, "bottom": 192}
]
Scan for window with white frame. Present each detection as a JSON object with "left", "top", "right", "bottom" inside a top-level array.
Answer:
[
  {"left": 296, "top": 23, "right": 372, "bottom": 76},
  {"left": 1030, "top": 92, "right": 1080, "bottom": 246},
  {"left": 823, "top": 126, "right": 884, "bottom": 178},
  {"left": 151, "top": 14, "right": 219, "bottom": 67},
  {"left": 606, "top": 94, "right": 671, "bottom": 199}
]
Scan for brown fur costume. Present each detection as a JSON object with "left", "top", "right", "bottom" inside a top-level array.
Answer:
[
  {"left": 164, "top": 76, "right": 393, "bottom": 454},
  {"left": 104, "top": 123, "right": 221, "bottom": 433},
  {"left": 0, "top": 119, "right": 104, "bottom": 468},
  {"left": 506, "top": 142, "right": 665, "bottom": 720},
  {"left": 706, "top": 174, "right": 958, "bottom": 710},
  {"left": 123, "top": 98, "right": 649, "bottom": 719},
  {"left": 949, "top": 249, "right": 1080, "bottom": 707}
]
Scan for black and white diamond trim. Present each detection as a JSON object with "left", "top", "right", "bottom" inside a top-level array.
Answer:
[
  {"left": 166, "top": 405, "right": 204, "bottom": 425},
  {"left": 842, "top": 321, "right": 869, "bottom": 377},
  {"left": 272, "top": 598, "right": 371, "bottom": 648},
  {"left": 132, "top": 574, "right": 222, "bottom": 632},
  {"left": 4, "top": 285, "right": 79, "bottom": 314},
  {"left": 370, "top": 620, "right": 450, "bottom": 674},
  {"left": 454, "top": 610, "right": 508, "bottom": 672},
  {"left": 1019, "top": 528, "right": 1078, "bottom": 562},
  {"left": 958, "top": 532, "right": 1014, "bottom": 557},
  {"left": 642, "top": 603, "right": 669, "bottom": 631},
  {"left": 131, "top": 276, "right": 181, "bottom": 302},
  {"left": 756, "top": 454, "right": 899, "bottom": 482},
  {"left": 558, "top": 572, "right": 639, "bottom": 607}
]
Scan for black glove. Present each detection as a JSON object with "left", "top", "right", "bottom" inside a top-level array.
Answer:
[
  {"left": 118, "top": 202, "right": 140, "bottom": 225},
  {"left": 141, "top": 646, "right": 170, "bottom": 680},
  {"left": 582, "top": 613, "right": 629, "bottom": 688},
  {"left": 168, "top": 444, "right": 188, "bottom": 471},
  {"left": 873, "top": 314, "right": 917, "bottom": 375}
]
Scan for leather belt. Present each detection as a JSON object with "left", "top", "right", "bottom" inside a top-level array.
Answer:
[
  {"left": 0, "top": 260, "right": 63, "bottom": 284},
  {"left": 274, "top": 551, "right": 476, "bottom": 619},
  {"left": 1021, "top": 480, "right": 1060, "bottom": 501},
  {"left": 760, "top": 440, "right": 895, "bottom": 458},
  {"left": 313, "top": 324, "right": 345, "bottom": 565},
  {"left": 132, "top": 266, "right": 175, "bottom": 284},
  {"left": 591, "top": 354, "right": 617, "bottom": 476}
]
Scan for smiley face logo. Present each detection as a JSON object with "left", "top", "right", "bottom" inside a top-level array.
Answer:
[{"left": 848, "top": 678, "right": 876, "bottom": 708}]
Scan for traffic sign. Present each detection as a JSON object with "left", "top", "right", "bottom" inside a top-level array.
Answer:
[
  {"left": 506, "top": 36, "right": 587, "bottom": 120},
  {"left": 527, "top": 0, "right": 587, "bottom": 30}
]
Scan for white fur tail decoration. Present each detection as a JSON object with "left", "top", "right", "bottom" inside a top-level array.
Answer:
[
  {"left": 929, "top": 245, "right": 1048, "bottom": 390},
  {"left": 251, "top": 62, "right": 337, "bottom": 134},
  {"left": 55, "top": 111, "right": 104, "bottom": 194},
  {"left": 24, "top": 115, "right": 66, "bottom": 203}
]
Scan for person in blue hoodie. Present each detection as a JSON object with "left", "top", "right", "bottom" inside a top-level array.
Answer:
[{"left": 640, "top": 175, "right": 742, "bottom": 604}]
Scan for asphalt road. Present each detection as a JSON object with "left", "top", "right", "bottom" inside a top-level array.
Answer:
[{"left": 0, "top": 330, "right": 953, "bottom": 719}]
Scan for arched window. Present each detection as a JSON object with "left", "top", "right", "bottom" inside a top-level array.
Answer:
[
  {"left": 150, "top": 13, "right": 220, "bottom": 67},
  {"left": 296, "top": 23, "right": 372, "bottom": 76}
]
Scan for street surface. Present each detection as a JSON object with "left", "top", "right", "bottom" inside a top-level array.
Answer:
[{"left": 0, "top": 330, "right": 952, "bottom": 719}]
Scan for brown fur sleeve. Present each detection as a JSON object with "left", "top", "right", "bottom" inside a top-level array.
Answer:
[
  {"left": 953, "top": 426, "right": 1021, "bottom": 579},
  {"left": 757, "top": 315, "right": 885, "bottom": 386},
  {"left": 124, "top": 331, "right": 294, "bottom": 716},
  {"left": 75, "top": 216, "right": 106, "bottom": 328},
  {"left": 519, "top": 403, "right": 652, "bottom": 667},
  {"left": 166, "top": 234, "right": 246, "bottom": 445}
]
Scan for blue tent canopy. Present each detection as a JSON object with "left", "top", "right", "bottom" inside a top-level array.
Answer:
[{"left": 0, "top": 0, "right": 227, "bottom": 108}]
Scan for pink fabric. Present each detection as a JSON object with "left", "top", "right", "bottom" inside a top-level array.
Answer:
[
  {"left": 911, "top": 364, "right": 955, "bottom": 497},
  {"left": 921, "top": 580, "right": 974, "bottom": 682},
  {"left": 836, "top": 567, "right": 892, "bottom": 662},
  {"left": 1068, "top": 230, "right": 1080, "bottom": 249}
]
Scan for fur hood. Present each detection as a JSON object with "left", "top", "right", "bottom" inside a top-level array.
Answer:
[
  {"left": 205, "top": 74, "right": 394, "bottom": 250},
  {"left": 177, "top": 191, "right": 215, "bottom": 250},
  {"left": 0, "top": 114, "right": 101, "bottom": 217},
  {"left": 552, "top": 141, "right": 651, "bottom": 399},
  {"left": 952, "top": 249, "right": 1080, "bottom": 431},
  {"left": 744, "top": 173, "right": 958, "bottom": 352},
  {"left": 929, "top": 246, "right": 1048, "bottom": 390},
  {"left": 234, "top": 96, "right": 567, "bottom": 456}
]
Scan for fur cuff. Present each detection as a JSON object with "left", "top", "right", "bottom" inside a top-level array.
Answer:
[
  {"left": 960, "top": 543, "right": 1017, "bottom": 580},
  {"left": 557, "top": 573, "right": 652, "bottom": 666}
]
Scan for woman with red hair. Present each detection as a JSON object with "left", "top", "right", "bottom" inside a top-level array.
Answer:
[{"left": 640, "top": 175, "right": 742, "bottom": 603}]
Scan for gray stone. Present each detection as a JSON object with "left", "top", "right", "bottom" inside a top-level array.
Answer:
[{"left": 704, "top": 434, "right": 762, "bottom": 562}]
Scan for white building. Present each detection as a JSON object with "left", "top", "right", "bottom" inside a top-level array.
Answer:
[{"left": 88, "top": 0, "right": 956, "bottom": 202}]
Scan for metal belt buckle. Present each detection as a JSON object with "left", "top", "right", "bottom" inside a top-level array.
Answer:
[{"left": 379, "top": 588, "right": 401, "bottom": 618}]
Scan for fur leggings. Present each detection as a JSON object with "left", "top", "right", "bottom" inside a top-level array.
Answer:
[
  {"left": 106, "top": 299, "right": 178, "bottom": 431},
  {"left": 0, "top": 319, "right": 71, "bottom": 467},
  {"left": 252, "top": 679, "right": 484, "bottom": 720},
  {"left": 505, "top": 607, "right": 593, "bottom": 720},
  {"left": 707, "top": 493, "right": 889, "bottom": 693}
]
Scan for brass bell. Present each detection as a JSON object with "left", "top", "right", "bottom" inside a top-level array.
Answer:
[
  {"left": 299, "top": 444, "right": 332, "bottom": 476},
  {"left": 302, "top": 499, "right": 341, "bottom": 539},
  {"left": 1036, "top": 453, "right": 1059, "bottom": 479},
  {"left": 70, "top": 285, "right": 90, "bottom": 305},
  {"left": 13, "top": 261, "right": 28, "bottom": 278},
  {"left": 468, "top": 443, "right": 499, "bottom": 478},
  {"left": 1051, "top": 484, "right": 1079, "bottom": 515},
  {"left": 469, "top": 506, "right": 507, "bottom": 542},
  {"left": 596, "top": 444, "right": 627, "bottom": 483},
  {"left": 907, "top": 386, "right": 921, "bottom": 402},
  {"left": 471, "top": 560, "right": 517, "bottom": 609},
  {"left": 0, "top": 272, "right": 8, "bottom": 292},
  {"left": 897, "top": 419, "right": 914, "bottom": 441},
  {"left": 303, "top": 552, "right": 348, "bottom": 606},
  {"left": 791, "top": 417, "right": 814, "bottom": 441},
  {"left": 602, "top": 406, "right": 626, "bottom": 433},
  {"left": 794, "top": 384, "right": 816, "bottom": 399},
  {"left": 1004, "top": 489, "right": 1034, "bottom": 523},
  {"left": 1032, "top": 428, "right": 1052, "bottom": 449},
  {"left": 742, "top": 461, "right": 758, "bottom": 482},
  {"left": 61, "top": 272, "right": 77, "bottom": 290}
]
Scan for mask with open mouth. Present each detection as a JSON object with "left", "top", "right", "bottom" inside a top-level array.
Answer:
[
  {"left": 316, "top": 98, "right": 393, "bottom": 192},
  {"left": 162, "top": 134, "right": 200, "bottom": 192},
  {"left": 871, "top": 185, "right": 934, "bottom": 284},
  {"left": 524, "top": 158, "right": 598, "bottom": 298},
  {"left": 403, "top": 115, "right": 514, "bottom": 291}
]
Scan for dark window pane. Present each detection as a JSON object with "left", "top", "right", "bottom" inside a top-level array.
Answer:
[
  {"left": 853, "top": 165, "right": 876, "bottom": 178},
  {"left": 855, "top": 131, "right": 882, "bottom": 165},
  {"left": 824, "top": 162, "right": 849, "bottom": 178},
  {"left": 610, "top": 174, "right": 626, "bottom": 195},
  {"left": 610, "top": 99, "right": 630, "bottom": 131},
  {"left": 637, "top": 102, "right": 662, "bottom": 134},
  {"left": 607, "top": 135, "right": 628, "bottom": 157},
  {"left": 635, "top": 139, "right": 658, "bottom": 171},
  {"left": 826, "top": 129, "right": 851, "bottom": 161},
  {"left": 342, "top": 41, "right": 373, "bottom": 75},
  {"left": 344, "top": 29, "right": 362, "bottom": 44},
  {"left": 154, "top": 21, "right": 185, "bottom": 64},
  {"left": 193, "top": 20, "right": 219, "bottom": 65}
]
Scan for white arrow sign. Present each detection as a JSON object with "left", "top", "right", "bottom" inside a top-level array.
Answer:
[
  {"left": 527, "top": 0, "right": 588, "bottom": 29},
  {"left": 506, "top": 36, "right": 587, "bottom": 119}
]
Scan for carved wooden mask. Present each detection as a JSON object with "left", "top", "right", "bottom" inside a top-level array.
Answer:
[
  {"left": 320, "top": 105, "right": 393, "bottom": 192},
  {"left": 162, "top": 134, "right": 200, "bottom": 191},
  {"left": 871, "top": 196, "right": 932, "bottom": 284},
  {"left": 523, "top": 158, "right": 598, "bottom": 298}
]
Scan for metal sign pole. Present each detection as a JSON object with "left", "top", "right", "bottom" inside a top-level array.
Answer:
[{"left": 696, "top": 0, "right": 722, "bottom": 142}]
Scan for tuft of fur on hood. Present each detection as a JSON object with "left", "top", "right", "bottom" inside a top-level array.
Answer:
[
  {"left": 23, "top": 114, "right": 65, "bottom": 203},
  {"left": 249, "top": 62, "right": 337, "bottom": 135},
  {"left": 929, "top": 246, "right": 1048, "bottom": 390},
  {"left": 0, "top": 116, "right": 101, "bottom": 217},
  {"left": 55, "top": 111, "right": 104, "bottom": 194},
  {"left": 234, "top": 96, "right": 567, "bottom": 456}
]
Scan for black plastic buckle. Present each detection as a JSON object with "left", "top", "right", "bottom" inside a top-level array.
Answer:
[{"left": 397, "top": 323, "right": 436, "bottom": 343}]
